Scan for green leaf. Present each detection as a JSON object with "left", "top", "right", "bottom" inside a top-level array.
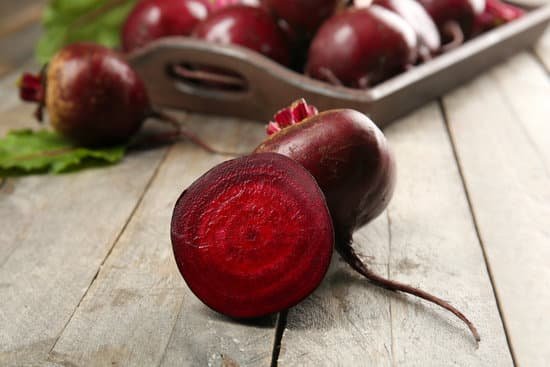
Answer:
[
  {"left": 36, "top": 0, "right": 138, "bottom": 64},
  {"left": 0, "top": 129, "right": 126, "bottom": 176}
]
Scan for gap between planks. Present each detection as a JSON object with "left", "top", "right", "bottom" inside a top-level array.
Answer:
[
  {"left": 46, "top": 146, "right": 173, "bottom": 356},
  {"left": 438, "top": 99, "right": 518, "bottom": 366}
]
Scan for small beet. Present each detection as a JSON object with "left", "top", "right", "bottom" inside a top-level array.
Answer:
[
  {"left": 305, "top": 5, "right": 417, "bottom": 88},
  {"left": 122, "top": 0, "right": 210, "bottom": 52},
  {"left": 19, "top": 43, "right": 224, "bottom": 153},
  {"left": 472, "top": 0, "right": 524, "bottom": 35},
  {"left": 193, "top": 5, "right": 291, "bottom": 66},
  {"left": 40, "top": 43, "right": 149, "bottom": 146},
  {"left": 171, "top": 152, "right": 334, "bottom": 318}
]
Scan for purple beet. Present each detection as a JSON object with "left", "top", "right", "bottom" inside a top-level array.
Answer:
[
  {"left": 305, "top": 5, "right": 417, "bottom": 87},
  {"left": 193, "top": 5, "right": 291, "bottom": 66},
  {"left": 254, "top": 99, "right": 480, "bottom": 342},
  {"left": 122, "top": 0, "right": 210, "bottom": 52},
  {"left": 19, "top": 43, "right": 224, "bottom": 152}
]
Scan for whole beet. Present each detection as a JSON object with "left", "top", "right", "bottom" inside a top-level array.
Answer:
[
  {"left": 122, "top": 0, "right": 210, "bottom": 52},
  {"left": 193, "top": 5, "right": 291, "bottom": 66},
  {"left": 255, "top": 100, "right": 395, "bottom": 244},
  {"left": 254, "top": 99, "right": 480, "bottom": 342},
  {"left": 19, "top": 43, "right": 223, "bottom": 152},
  {"left": 305, "top": 5, "right": 417, "bottom": 87},
  {"left": 45, "top": 43, "right": 150, "bottom": 146}
]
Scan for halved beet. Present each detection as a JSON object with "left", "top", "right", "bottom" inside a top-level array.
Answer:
[{"left": 170, "top": 152, "right": 334, "bottom": 318}]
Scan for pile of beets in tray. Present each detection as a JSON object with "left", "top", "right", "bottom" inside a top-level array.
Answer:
[{"left": 122, "top": 0, "right": 524, "bottom": 88}]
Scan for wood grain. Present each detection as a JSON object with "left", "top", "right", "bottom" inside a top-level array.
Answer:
[
  {"left": 276, "top": 104, "right": 513, "bottom": 366},
  {"left": 385, "top": 104, "right": 512, "bottom": 366},
  {"left": 49, "top": 115, "right": 272, "bottom": 366},
  {"left": 0, "top": 2, "right": 43, "bottom": 39},
  {"left": 443, "top": 52, "right": 550, "bottom": 367},
  {"left": 534, "top": 28, "right": 550, "bottom": 76},
  {"left": 0, "top": 71, "right": 168, "bottom": 366}
]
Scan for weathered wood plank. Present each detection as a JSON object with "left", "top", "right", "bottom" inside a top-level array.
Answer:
[
  {"left": 278, "top": 215, "right": 393, "bottom": 366},
  {"left": 443, "top": 52, "right": 550, "bottom": 367},
  {"left": 534, "top": 31, "right": 550, "bottom": 69},
  {"left": 276, "top": 103, "right": 512, "bottom": 366},
  {"left": 0, "top": 146, "right": 167, "bottom": 366},
  {"left": 49, "top": 115, "right": 273, "bottom": 366},
  {"left": 0, "top": 1, "right": 43, "bottom": 39},
  {"left": 384, "top": 104, "right": 512, "bottom": 366},
  {"left": 0, "top": 75, "right": 169, "bottom": 365}
]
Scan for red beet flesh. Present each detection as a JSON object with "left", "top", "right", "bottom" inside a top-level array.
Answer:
[
  {"left": 306, "top": 6, "right": 417, "bottom": 87},
  {"left": 122, "top": 0, "right": 210, "bottom": 52},
  {"left": 193, "top": 5, "right": 291, "bottom": 66},
  {"left": 262, "top": 0, "right": 340, "bottom": 34},
  {"left": 171, "top": 152, "right": 334, "bottom": 318},
  {"left": 44, "top": 43, "right": 150, "bottom": 146}
]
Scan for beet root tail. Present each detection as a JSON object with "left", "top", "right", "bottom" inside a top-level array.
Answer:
[
  {"left": 148, "top": 109, "right": 238, "bottom": 156},
  {"left": 337, "top": 242, "right": 481, "bottom": 343}
]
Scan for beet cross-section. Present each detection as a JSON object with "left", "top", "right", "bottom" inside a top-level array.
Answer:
[{"left": 170, "top": 152, "right": 334, "bottom": 318}]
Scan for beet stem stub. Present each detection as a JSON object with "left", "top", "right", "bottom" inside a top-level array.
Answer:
[
  {"left": 171, "top": 153, "right": 334, "bottom": 318},
  {"left": 337, "top": 243, "right": 481, "bottom": 343}
]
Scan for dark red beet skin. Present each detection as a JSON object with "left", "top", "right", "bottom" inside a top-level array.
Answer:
[
  {"left": 171, "top": 153, "right": 334, "bottom": 318},
  {"left": 255, "top": 102, "right": 396, "bottom": 244},
  {"left": 122, "top": 0, "right": 210, "bottom": 52},
  {"left": 306, "top": 5, "right": 417, "bottom": 88},
  {"left": 193, "top": 5, "right": 290, "bottom": 66},
  {"left": 45, "top": 43, "right": 150, "bottom": 146},
  {"left": 261, "top": 0, "right": 339, "bottom": 34}
]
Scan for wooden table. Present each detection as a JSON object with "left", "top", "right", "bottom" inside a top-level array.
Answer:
[{"left": 1, "top": 2, "right": 549, "bottom": 366}]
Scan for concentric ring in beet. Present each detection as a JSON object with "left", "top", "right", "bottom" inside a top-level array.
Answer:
[{"left": 171, "top": 153, "right": 334, "bottom": 318}]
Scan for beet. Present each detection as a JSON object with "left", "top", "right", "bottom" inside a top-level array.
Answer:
[
  {"left": 192, "top": 5, "right": 291, "bottom": 66},
  {"left": 305, "top": 5, "right": 417, "bottom": 88},
  {"left": 28, "top": 43, "right": 149, "bottom": 146},
  {"left": 255, "top": 99, "right": 480, "bottom": 341},
  {"left": 122, "top": 0, "right": 210, "bottom": 52},
  {"left": 170, "top": 152, "right": 334, "bottom": 318},
  {"left": 261, "top": 0, "right": 340, "bottom": 35},
  {"left": 19, "top": 43, "right": 224, "bottom": 152},
  {"left": 375, "top": 0, "right": 441, "bottom": 54},
  {"left": 417, "top": 0, "right": 485, "bottom": 45},
  {"left": 256, "top": 100, "right": 395, "bottom": 243}
]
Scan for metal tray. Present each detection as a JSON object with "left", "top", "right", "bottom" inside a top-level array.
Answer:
[{"left": 128, "top": 4, "right": 550, "bottom": 127}]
